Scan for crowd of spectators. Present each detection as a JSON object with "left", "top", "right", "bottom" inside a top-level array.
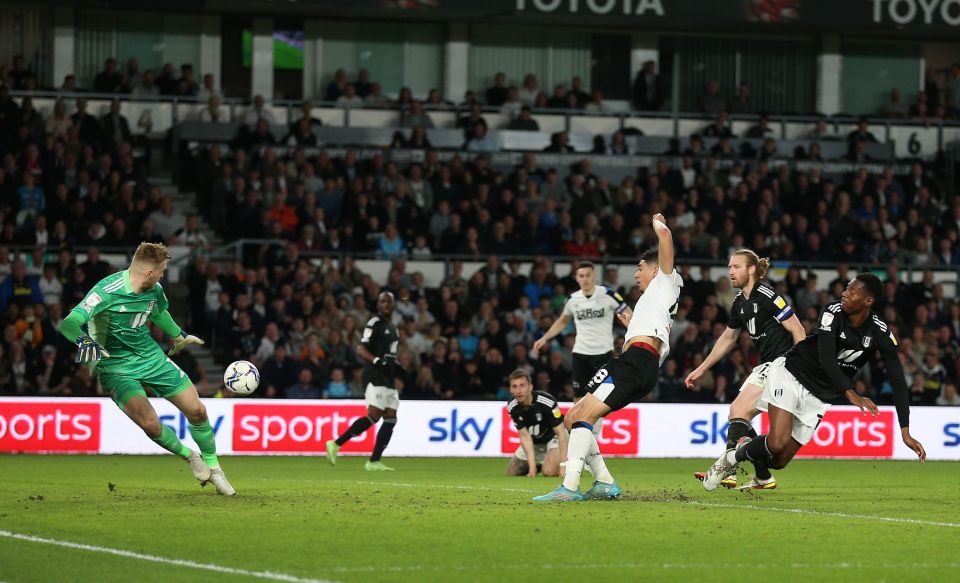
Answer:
[
  {"left": 1, "top": 51, "right": 959, "bottom": 404},
  {"left": 177, "top": 110, "right": 960, "bottom": 403},
  {"left": 0, "top": 74, "right": 213, "bottom": 395}
]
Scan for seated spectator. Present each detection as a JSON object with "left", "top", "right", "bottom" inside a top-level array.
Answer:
[
  {"left": 425, "top": 88, "right": 450, "bottom": 110},
  {"left": 286, "top": 368, "right": 321, "bottom": 399},
  {"left": 744, "top": 114, "right": 774, "bottom": 139},
  {"left": 100, "top": 99, "right": 132, "bottom": 151},
  {"left": 486, "top": 72, "right": 509, "bottom": 106},
  {"left": 131, "top": 70, "right": 160, "bottom": 98},
  {"left": 324, "top": 68, "right": 348, "bottom": 102},
  {"left": 0, "top": 260, "right": 43, "bottom": 311},
  {"left": 324, "top": 367, "right": 352, "bottom": 398},
  {"left": 196, "top": 73, "right": 222, "bottom": 102},
  {"left": 543, "top": 131, "right": 574, "bottom": 153},
  {"left": 283, "top": 118, "right": 318, "bottom": 147},
  {"left": 803, "top": 117, "right": 835, "bottom": 140},
  {"left": 121, "top": 57, "right": 141, "bottom": 92},
  {"left": 198, "top": 96, "right": 226, "bottom": 123},
  {"left": 71, "top": 98, "right": 101, "bottom": 145},
  {"left": 570, "top": 77, "right": 590, "bottom": 108},
  {"left": 401, "top": 101, "right": 434, "bottom": 128},
  {"left": 464, "top": 122, "right": 498, "bottom": 152},
  {"left": 148, "top": 196, "right": 187, "bottom": 241},
  {"left": 729, "top": 82, "right": 753, "bottom": 114},
  {"left": 364, "top": 82, "right": 391, "bottom": 108},
  {"left": 243, "top": 95, "right": 276, "bottom": 130},
  {"left": 883, "top": 88, "right": 909, "bottom": 118},
  {"left": 178, "top": 64, "right": 199, "bottom": 96},
  {"left": 700, "top": 80, "right": 726, "bottom": 114},
  {"left": 336, "top": 83, "right": 364, "bottom": 107},
  {"left": 703, "top": 111, "right": 733, "bottom": 138},
  {"left": 93, "top": 58, "right": 124, "bottom": 93},
  {"left": 848, "top": 116, "right": 878, "bottom": 143},
  {"left": 354, "top": 69, "right": 372, "bottom": 98},
  {"left": 500, "top": 87, "right": 523, "bottom": 116},
  {"left": 45, "top": 100, "right": 72, "bottom": 140},
  {"left": 518, "top": 73, "right": 540, "bottom": 107},
  {"left": 547, "top": 84, "right": 568, "bottom": 109},
  {"left": 507, "top": 107, "right": 539, "bottom": 131},
  {"left": 584, "top": 90, "right": 609, "bottom": 114},
  {"left": 60, "top": 74, "right": 80, "bottom": 92}
]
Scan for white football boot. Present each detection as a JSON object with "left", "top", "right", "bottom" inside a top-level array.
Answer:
[
  {"left": 207, "top": 467, "right": 236, "bottom": 496},
  {"left": 185, "top": 451, "right": 212, "bottom": 482}
]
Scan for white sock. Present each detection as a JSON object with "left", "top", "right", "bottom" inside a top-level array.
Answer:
[
  {"left": 592, "top": 417, "right": 604, "bottom": 439},
  {"left": 562, "top": 426, "right": 593, "bottom": 491},
  {"left": 586, "top": 432, "right": 614, "bottom": 484}
]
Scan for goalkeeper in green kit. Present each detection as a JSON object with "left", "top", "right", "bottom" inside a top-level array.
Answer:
[{"left": 59, "top": 242, "right": 235, "bottom": 495}]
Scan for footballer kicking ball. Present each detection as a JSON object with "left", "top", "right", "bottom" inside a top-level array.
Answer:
[{"left": 223, "top": 360, "right": 260, "bottom": 395}]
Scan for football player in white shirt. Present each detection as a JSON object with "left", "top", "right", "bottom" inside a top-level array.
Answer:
[
  {"left": 533, "top": 261, "right": 631, "bottom": 437},
  {"left": 535, "top": 214, "right": 681, "bottom": 501}
]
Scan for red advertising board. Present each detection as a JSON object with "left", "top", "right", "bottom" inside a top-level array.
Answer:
[
  {"left": 761, "top": 409, "right": 895, "bottom": 458},
  {"left": 501, "top": 406, "right": 640, "bottom": 455},
  {"left": 233, "top": 403, "right": 374, "bottom": 453},
  {"left": 0, "top": 401, "right": 100, "bottom": 453}
]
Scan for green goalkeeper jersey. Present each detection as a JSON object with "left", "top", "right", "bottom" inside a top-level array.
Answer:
[{"left": 64, "top": 270, "right": 180, "bottom": 374}]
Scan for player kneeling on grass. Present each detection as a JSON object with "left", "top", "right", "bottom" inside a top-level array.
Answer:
[
  {"left": 505, "top": 370, "right": 568, "bottom": 478},
  {"left": 59, "top": 242, "right": 234, "bottom": 495},
  {"left": 703, "top": 273, "right": 926, "bottom": 490},
  {"left": 535, "top": 214, "right": 681, "bottom": 502}
]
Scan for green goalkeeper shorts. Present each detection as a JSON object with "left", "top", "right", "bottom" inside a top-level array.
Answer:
[{"left": 99, "top": 356, "right": 193, "bottom": 409}]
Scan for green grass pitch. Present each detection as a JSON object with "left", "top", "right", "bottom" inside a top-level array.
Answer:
[{"left": 1, "top": 455, "right": 957, "bottom": 582}]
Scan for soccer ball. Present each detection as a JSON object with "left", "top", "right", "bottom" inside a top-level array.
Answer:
[{"left": 223, "top": 360, "right": 260, "bottom": 395}]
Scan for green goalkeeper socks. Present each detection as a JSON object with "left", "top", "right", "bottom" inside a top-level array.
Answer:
[
  {"left": 152, "top": 425, "right": 192, "bottom": 459},
  {"left": 188, "top": 421, "right": 220, "bottom": 469}
]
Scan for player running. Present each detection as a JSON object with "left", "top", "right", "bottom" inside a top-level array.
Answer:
[
  {"left": 703, "top": 273, "right": 926, "bottom": 490},
  {"left": 505, "top": 370, "right": 569, "bottom": 478},
  {"left": 686, "top": 250, "right": 805, "bottom": 490},
  {"left": 58, "top": 243, "right": 234, "bottom": 495},
  {"left": 533, "top": 261, "right": 631, "bottom": 438},
  {"left": 534, "top": 214, "right": 681, "bottom": 501},
  {"left": 326, "top": 292, "right": 403, "bottom": 471}
]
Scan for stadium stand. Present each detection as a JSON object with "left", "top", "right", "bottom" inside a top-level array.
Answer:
[{"left": 0, "top": 52, "right": 957, "bottom": 406}]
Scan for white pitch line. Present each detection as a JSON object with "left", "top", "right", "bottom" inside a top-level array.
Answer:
[
  {"left": 0, "top": 530, "right": 338, "bottom": 583},
  {"left": 327, "top": 561, "right": 960, "bottom": 574},
  {"left": 688, "top": 501, "right": 960, "bottom": 528}
]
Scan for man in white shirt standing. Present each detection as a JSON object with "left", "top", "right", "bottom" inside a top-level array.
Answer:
[
  {"left": 533, "top": 261, "right": 631, "bottom": 437},
  {"left": 535, "top": 214, "right": 681, "bottom": 501}
]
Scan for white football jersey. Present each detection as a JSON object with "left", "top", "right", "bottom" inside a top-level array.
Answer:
[
  {"left": 624, "top": 269, "right": 683, "bottom": 365},
  {"left": 562, "top": 286, "right": 627, "bottom": 355}
]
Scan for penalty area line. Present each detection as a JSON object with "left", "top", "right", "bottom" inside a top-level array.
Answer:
[{"left": 0, "top": 530, "right": 338, "bottom": 583}]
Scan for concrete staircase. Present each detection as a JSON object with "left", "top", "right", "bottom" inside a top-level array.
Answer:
[{"left": 151, "top": 175, "right": 226, "bottom": 384}]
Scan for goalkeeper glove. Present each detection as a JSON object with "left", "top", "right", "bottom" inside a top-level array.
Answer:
[
  {"left": 75, "top": 334, "right": 110, "bottom": 363},
  {"left": 169, "top": 331, "right": 205, "bottom": 355}
]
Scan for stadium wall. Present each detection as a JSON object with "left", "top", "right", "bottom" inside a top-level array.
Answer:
[{"left": 1, "top": 398, "right": 957, "bottom": 461}]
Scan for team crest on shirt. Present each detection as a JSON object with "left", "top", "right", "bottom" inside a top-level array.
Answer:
[
  {"left": 148, "top": 300, "right": 156, "bottom": 311},
  {"left": 536, "top": 413, "right": 542, "bottom": 422},
  {"left": 863, "top": 336, "right": 872, "bottom": 348}
]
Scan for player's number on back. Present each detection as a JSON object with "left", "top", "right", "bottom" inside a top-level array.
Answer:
[{"left": 130, "top": 312, "right": 149, "bottom": 328}]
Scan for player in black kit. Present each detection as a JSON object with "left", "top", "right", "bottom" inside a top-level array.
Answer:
[
  {"left": 326, "top": 292, "right": 403, "bottom": 471},
  {"left": 505, "top": 370, "right": 569, "bottom": 478},
  {"left": 704, "top": 273, "right": 926, "bottom": 490},
  {"left": 686, "top": 250, "right": 805, "bottom": 490}
]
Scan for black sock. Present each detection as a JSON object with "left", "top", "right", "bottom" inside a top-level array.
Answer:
[
  {"left": 752, "top": 459, "right": 773, "bottom": 480},
  {"left": 726, "top": 418, "right": 753, "bottom": 450},
  {"left": 370, "top": 417, "right": 396, "bottom": 462},
  {"left": 336, "top": 416, "right": 373, "bottom": 446},
  {"left": 735, "top": 434, "right": 773, "bottom": 466},
  {"left": 741, "top": 425, "right": 771, "bottom": 478}
]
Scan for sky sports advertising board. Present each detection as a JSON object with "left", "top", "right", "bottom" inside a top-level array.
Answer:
[{"left": 0, "top": 398, "right": 957, "bottom": 460}]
